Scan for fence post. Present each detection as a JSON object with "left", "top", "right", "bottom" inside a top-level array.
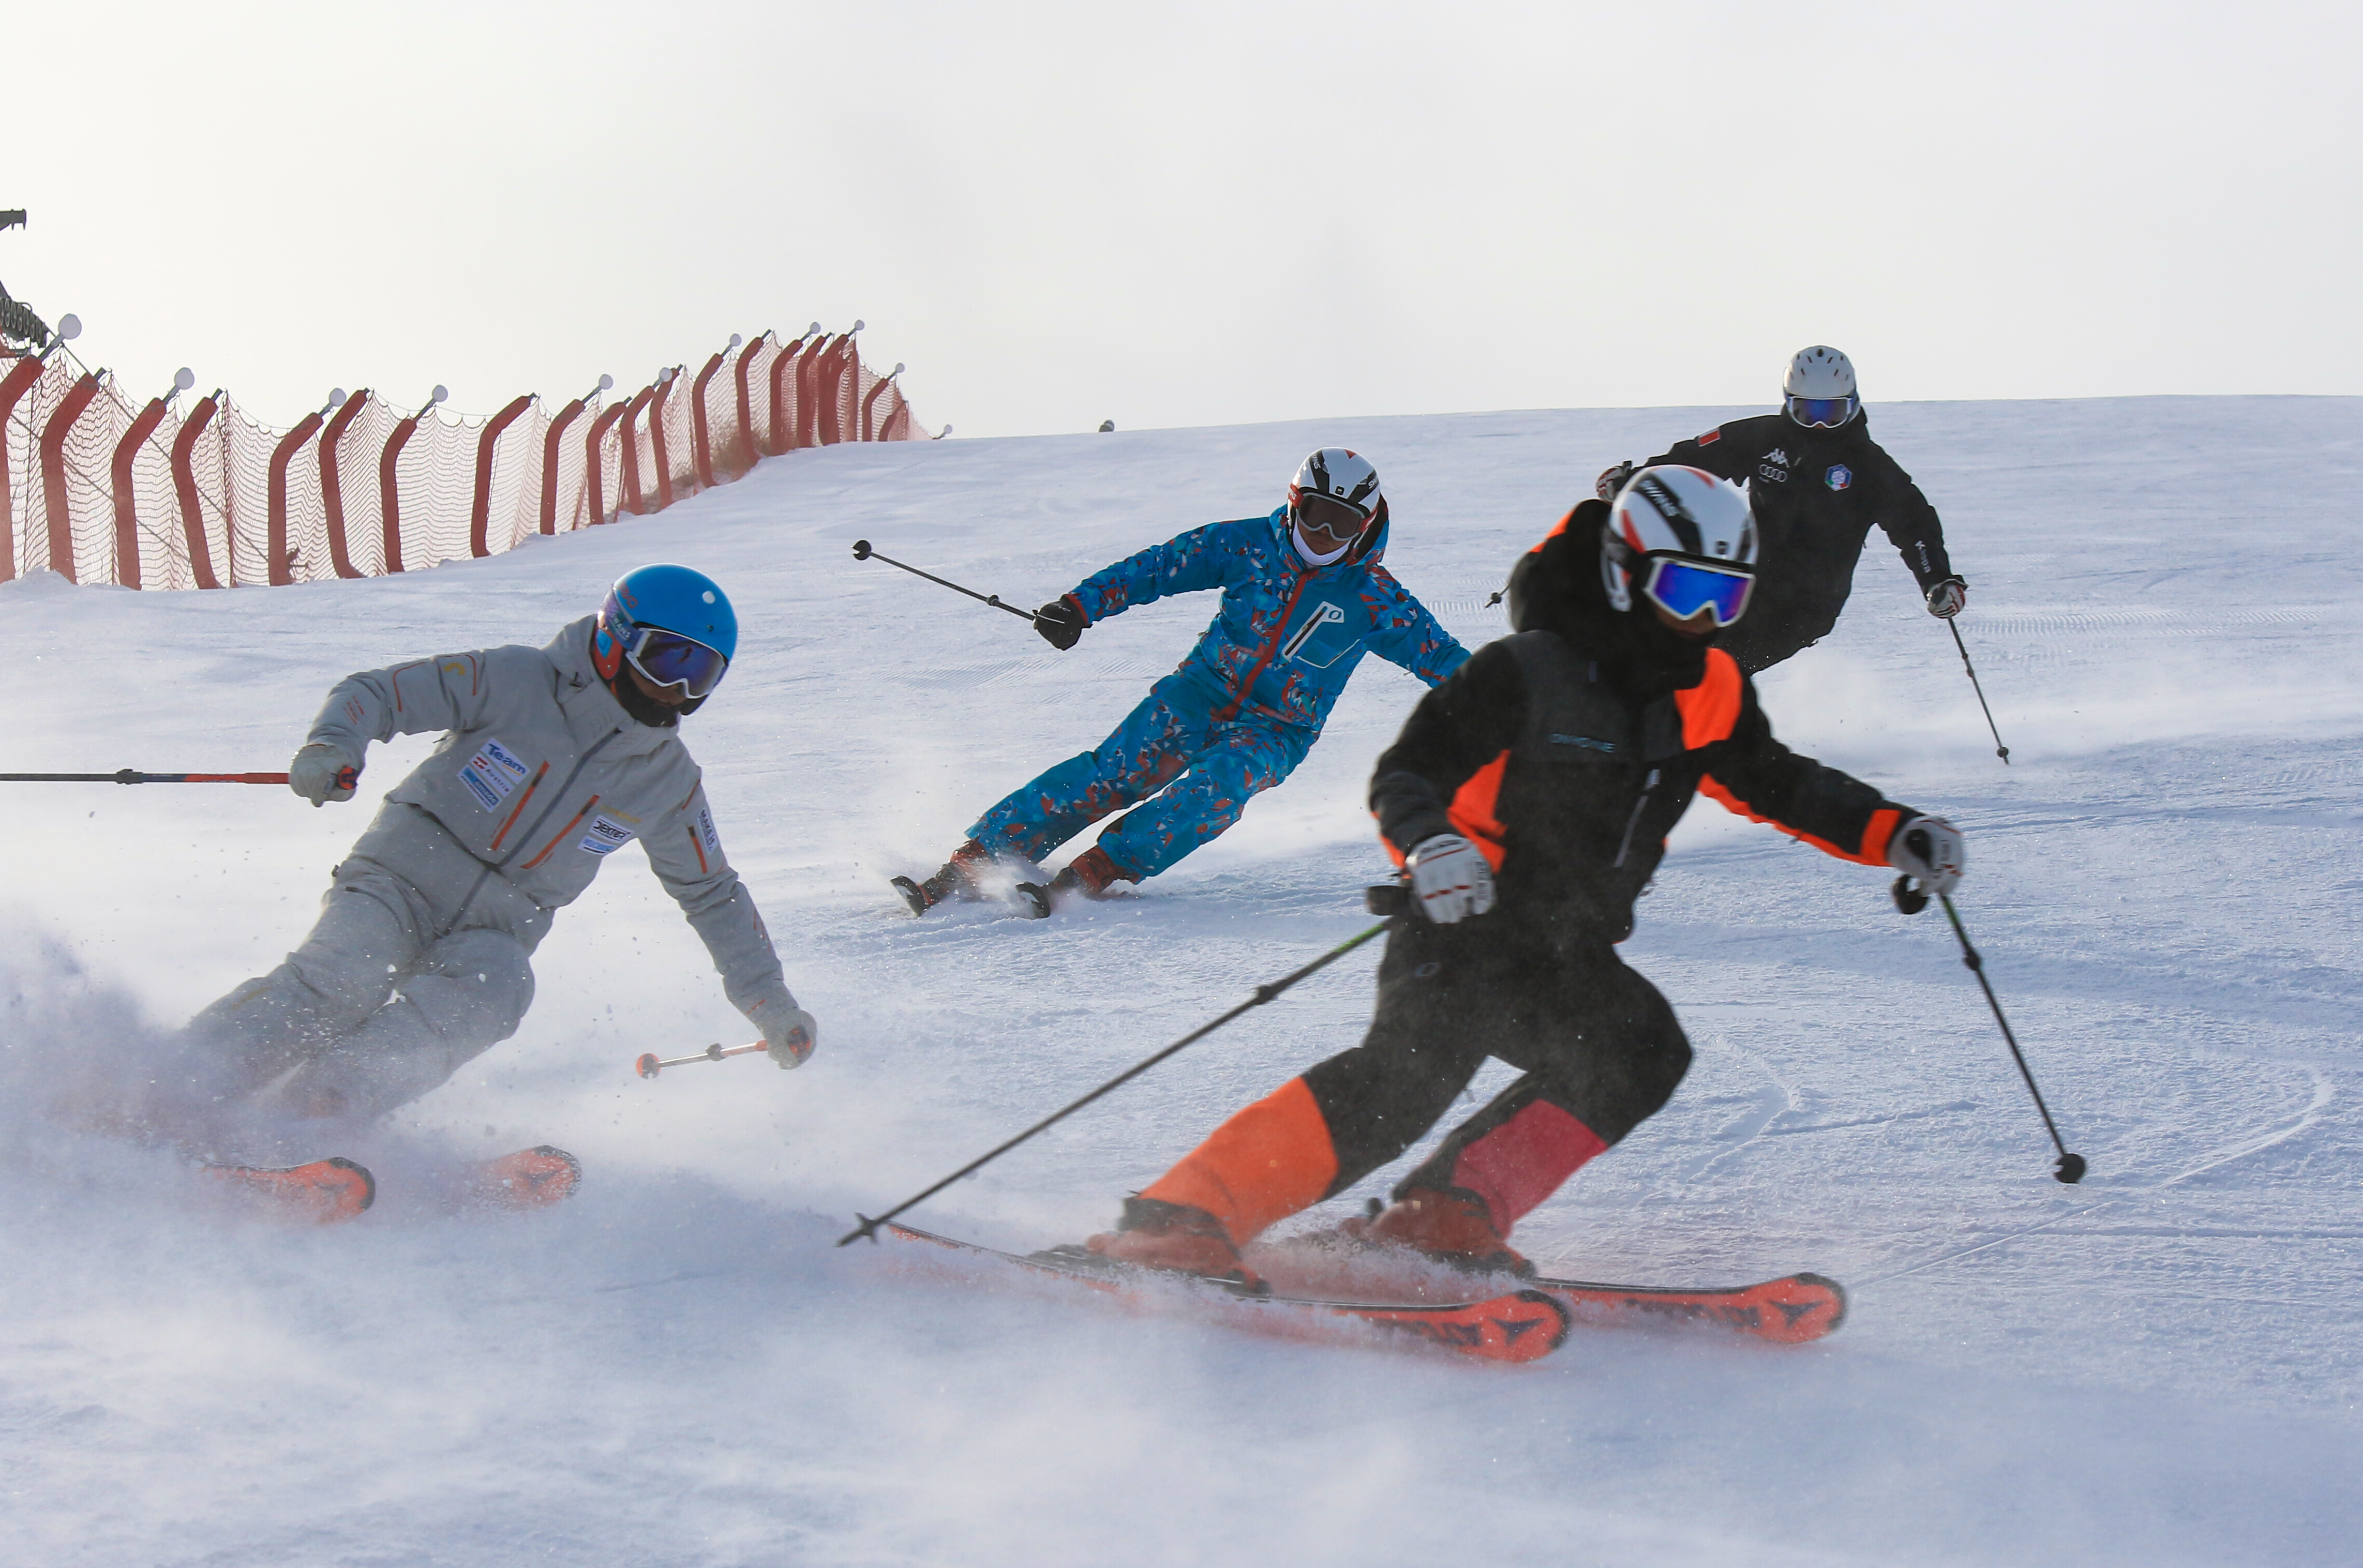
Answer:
[
  {"left": 470, "top": 394, "right": 533, "bottom": 556},
  {"left": 267, "top": 412, "right": 325, "bottom": 585},
  {"left": 731, "top": 334, "right": 765, "bottom": 472},
  {"left": 585, "top": 400, "right": 627, "bottom": 525},
  {"left": 110, "top": 395, "right": 174, "bottom": 590},
  {"left": 619, "top": 383, "right": 656, "bottom": 516},
  {"left": 860, "top": 363, "right": 902, "bottom": 443},
  {"left": 646, "top": 371, "right": 677, "bottom": 512},
  {"left": 541, "top": 397, "right": 586, "bottom": 533},
  {"left": 378, "top": 409, "right": 417, "bottom": 575},
  {"left": 795, "top": 337, "right": 830, "bottom": 450},
  {"left": 171, "top": 393, "right": 223, "bottom": 589},
  {"left": 317, "top": 390, "right": 368, "bottom": 579},
  {"left": 1, "top": 353, "right": 51, "bottom": 582},
  {"left": 769, "top": 336, "right": 804, "bottom": 455},
  {"left": 691, "top": 350, "right": 726, "bottom": 491},
  {"left": 39, "top": 372, "right": 104, "bottom": 583}
]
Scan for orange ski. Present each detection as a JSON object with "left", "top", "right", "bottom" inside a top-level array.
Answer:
[
  {"left": 884, "top": 1221, "right": 1569, "bottom": 1364},
  {"left": 1529, "top": 1270, "right": 1847, "bottom": 1345},
  {"left": 465, "top": 1145, "right": 582, "bottom": 1210},
  {"left": 206, "top": 1156, "right": 376, "bottom": 1224}
]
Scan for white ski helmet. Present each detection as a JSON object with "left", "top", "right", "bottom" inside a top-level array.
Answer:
[
  {"left": 1602, "top": 466, "right": 1758, "bottom": 628},
  {"left": 1289, "top": 448, "right": 1384, "bottom": 530},
  {"left": 1783, "top": 345, "right": 1860, "bottom": 429}
]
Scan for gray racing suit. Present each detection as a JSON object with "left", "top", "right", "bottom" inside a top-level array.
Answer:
[{"left": 175, "top": 615, "right": 794, "bottom": 1125}]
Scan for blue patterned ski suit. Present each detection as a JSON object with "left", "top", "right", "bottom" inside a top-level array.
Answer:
[{"left": 968, "top": 506, "right": 1470, "bottom": 881}]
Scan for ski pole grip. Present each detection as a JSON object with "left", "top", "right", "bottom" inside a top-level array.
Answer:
[
  {"left": 851, "top": 539, "right": 872, "bottom": 560},
  {"left": 1364, "top": 884, "right": 1411, "bottom": 917},
  {"left": 1890, "top": 875, "right": 1930, "bottom": 916}
]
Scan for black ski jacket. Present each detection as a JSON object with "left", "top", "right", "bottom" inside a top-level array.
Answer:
[
  {"left": 1369, "top": 504, "right": 1915, "bottom": 942},
  {"left": 1643, "top": 410, "right": 1954, "bottom": 618}
]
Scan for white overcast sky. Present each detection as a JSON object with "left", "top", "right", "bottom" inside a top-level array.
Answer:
[{"left": 6, "top": 1, "right": 2357, "bottom": 438}]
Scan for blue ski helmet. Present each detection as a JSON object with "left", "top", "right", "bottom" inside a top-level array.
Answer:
[{"left": 593, "top": 564, "right": 738, "bottom": 704}]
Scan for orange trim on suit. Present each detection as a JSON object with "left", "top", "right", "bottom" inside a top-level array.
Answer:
[{"left": 1140, "top": 1076, "right": 1341, "bottom": 1245}]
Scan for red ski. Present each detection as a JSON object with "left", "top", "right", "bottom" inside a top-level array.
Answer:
[
  {"left": 1528, "top": 1269, "right": 1847, "bottom": 1345},
  {"left": 882, "top": 1221, "right": 1569, "bottom": 1365},
  {"left": 204, "top": 1156, "right": 376, "bottom": 1224}
]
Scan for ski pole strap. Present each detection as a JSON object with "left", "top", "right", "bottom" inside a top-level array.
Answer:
[
  {"left": 837, "top": 919, "right": 1391, "bottom": 1246},
  {"left": 850, "top": 538, "right": 1036, "bottom": 621},
  {"left": 0, "top": 770, "right": 292, "bottom": 784}
]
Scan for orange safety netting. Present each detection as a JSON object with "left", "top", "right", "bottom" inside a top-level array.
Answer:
[{"left": 0, "top": 327, "right": 920, "bottom": 590}]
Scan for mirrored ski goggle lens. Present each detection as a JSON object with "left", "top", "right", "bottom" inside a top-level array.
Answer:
[
  {"left": 1644, "top": 557, "right": 1754, "bottom": 627},
  {"left": 1786, "top": 394, "right": 1857, "bottom": 428},
  {"left": 626, "top": 627, "right": 729, "bottom": 697},
  {"left": 1296, "top": 492, "right": 1367, "bottom": 537}
]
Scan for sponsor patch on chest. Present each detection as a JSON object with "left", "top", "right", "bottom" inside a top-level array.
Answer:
[
  {"left": 1825, "top": 464, "right": 1853, "bottom": 491},
  {"left": 578, "top": 813, "right": 638, "bottom": 856},
  {"left": 456, "top": 738, "right": 533, "bottom": 812}
]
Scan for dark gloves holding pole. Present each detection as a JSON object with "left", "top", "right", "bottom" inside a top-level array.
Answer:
[
  {"left": 1033, "top": 597, "right": 1087, "bottom": 651},
  {"left": 1925, "top": 576, "right": 1968, "bottom": 619}
]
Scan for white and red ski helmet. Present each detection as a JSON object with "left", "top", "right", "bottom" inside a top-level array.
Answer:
[{"left": 1601, "top": 465, "right": 1758, "bottom": 624}]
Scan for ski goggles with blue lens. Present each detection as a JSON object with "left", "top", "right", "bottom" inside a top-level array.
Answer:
[
  {"left": 1785, "top": 393, "right": 1859, "bottom": 429},
  {"left": 1640, "top": 555, "right": 1755, "bottom": 628},
  {"left": 609, "top": 616, "right": 729, "bottom": 697}
]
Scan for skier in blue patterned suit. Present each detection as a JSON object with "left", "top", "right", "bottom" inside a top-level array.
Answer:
[{"left": 896, "top": 449, "right": 1470, "bottom": 917}]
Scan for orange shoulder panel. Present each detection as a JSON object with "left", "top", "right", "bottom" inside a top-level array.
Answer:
[{"left": 1676, "top": 648, "right": 1743, "bottom": 750}]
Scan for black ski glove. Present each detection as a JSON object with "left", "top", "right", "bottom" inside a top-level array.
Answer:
[{"left": 1034, "top": 597, "right": 1086, "bottom": 651}]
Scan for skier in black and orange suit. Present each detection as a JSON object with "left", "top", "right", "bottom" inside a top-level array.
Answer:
[{"left": 1083, "top": 467, "right": 1968, "bottom": 1286}]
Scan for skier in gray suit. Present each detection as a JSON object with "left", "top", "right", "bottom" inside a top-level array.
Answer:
[{"left": 158, "top": 564, "right": 813, "bottom": 1141}]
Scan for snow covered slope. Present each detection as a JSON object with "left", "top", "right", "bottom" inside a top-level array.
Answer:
[{"left": 5, "top": 396, "right": 2360, "bottom": 1565}]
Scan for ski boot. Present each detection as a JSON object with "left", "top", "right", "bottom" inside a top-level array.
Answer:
[
  {"left": 1083, "top": 1197, "right": 1264, "bottom": 1291},
  {"left": 1341, "top": 1186, "right": 1532, "bottom": 1278},
  {"left": 1012, "top": 845, "right": 1131, "bottom": 919},
  {"left": 892, "top": 839, "right": 993, "bottom": 916}
]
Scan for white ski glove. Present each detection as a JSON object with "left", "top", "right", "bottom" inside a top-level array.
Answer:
[
  {"left": 1594, "top": 460, "right": 1635, "bottom": 502},
  {"left": 288, "top": 742, "right": 361, "bottom": 807},
  {"left": 1887, "top": 815, "right": 1966, "bottom": 896},
  {"left": 745, "top": 991, "right": 818, "bottom": 1069},
  {"left": 1925, "top": 576, "right": 1967, "bottom": 619},
  {"left": 1407, "top": 834, "right": 1496, "bottom": 924}
]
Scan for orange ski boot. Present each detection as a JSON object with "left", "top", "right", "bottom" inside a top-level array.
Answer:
[
  {"left": 207, "top": 1156, "right": 377, "bottom": 1224},
  {"left": 468, "top": 1145, "right": 582, "bottom": 1210},
  {"left": 1345, "top": 1186, "right": 1532, "bottom": 1278},
  {"left": 1085, "top": 1198, "right": 1263, "bottom": 1290}
]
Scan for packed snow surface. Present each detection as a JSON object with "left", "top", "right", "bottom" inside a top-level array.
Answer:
[{"left": 5, "top": 396, "right": 2360, "bottom": 1565}]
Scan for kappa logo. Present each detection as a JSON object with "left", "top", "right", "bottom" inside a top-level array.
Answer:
[
  {"left": 1764, "top": 448, "right": 1791, "bottom": 467},
  {"left": 1825, "top": 464, "right": 1853, "bottom": 491}
]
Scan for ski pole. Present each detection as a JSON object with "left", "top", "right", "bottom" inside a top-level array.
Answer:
[
  {"left": 1947, "top": 619, "right": 2011, "bottom": 765},
  {"left": 0, "top": 769, "right": 294, "bottom": 785},
  {"left": 1893, "top": 876, "right": 2085, "bottom": 1183},
  {"left": 635, "top": 1040, "right": 767, "bottom": 1079},
  {"left": 837, "top": 919, "right": 1393, "bottom": 1246},
  {"left": 850, "top": 539, "right": 1037, "bottom": 623}
]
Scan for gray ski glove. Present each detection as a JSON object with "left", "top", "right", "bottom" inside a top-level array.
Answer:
[
  {"left": 745, "top": 990, "right": 818, "bottom": 1069},
  {"left": 1407, "top": 834, "right": 1496, "bottom": 924},
  {"left": 1887, "top": 815, "right": 1966, "bottom": 896},
  {"left": 288, "top": 742, "right": 361, "bottom": 806}
]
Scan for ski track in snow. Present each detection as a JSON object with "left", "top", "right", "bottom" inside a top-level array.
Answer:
[{"left": 4, "top": 395, "right": 2361, "bottom": 1565}]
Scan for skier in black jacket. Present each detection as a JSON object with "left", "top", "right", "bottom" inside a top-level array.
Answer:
[
  {"left": 1597, "top": 346, "right": 1966, "bottom": 674},
  {"left": 1081, "top": 468, "right": 1968, "bottom": 1287}
]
